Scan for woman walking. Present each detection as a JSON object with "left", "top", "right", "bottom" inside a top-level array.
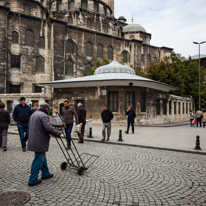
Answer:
[
  {"left": 202, "top": 110, "right": 206, "bottom": 128},
  {"left": 0, "top": 102, "right": 10, "bottom": 151}
]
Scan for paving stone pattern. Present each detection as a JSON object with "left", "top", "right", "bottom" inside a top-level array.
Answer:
[{"left": 0, "top": 135, "right": 206, "bottom": 206}]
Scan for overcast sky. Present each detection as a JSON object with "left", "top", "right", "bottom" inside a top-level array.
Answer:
[{"left": 114, "top": 0, "right": 206, "bottom": 58}]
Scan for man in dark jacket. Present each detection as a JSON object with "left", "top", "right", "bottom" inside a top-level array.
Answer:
[
  {"left": 196, "top": 108, "right": 203, "bottom": 127},
  {"left": 125, "top": 106, "right": 136, "bottom": 134},
  {"left": 61, "top": 100, "right": 78, "bottom": 149},
  {"left": 13, "top": 97, "right": 32, "bottom": 152},
  {"left": 27, "top": 102, "right": 61, "bottom": 186},
  {"left": 0, "top": 102, "right": 10, "bottom": 151},
  {"left": 101, "top": 105, "right": 114, "bottom": 141},
  {"left": 77, "top": 103, "right": 86, "bottom": 143}
]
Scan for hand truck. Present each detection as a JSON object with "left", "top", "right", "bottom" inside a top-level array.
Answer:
[{"left": 50, "top": 111, "right": 99, "bottom": 175}]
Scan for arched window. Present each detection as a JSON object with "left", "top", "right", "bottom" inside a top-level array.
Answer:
[
  {"left": 36, "top": 56, "right": 45, "bottom": 73},
  {"left": 122, "top": 51, "right": 128, "bottom": 63},
  {"left": 39, "top": 37, "right": 45, "bottom": 49},
  {"left": 108, "top": 46, "right": 113, "bottom": 60},
  {"left": 96, "top": 20, "right": 100, "bottom": 31},
  {"left": 58, "top": 3, "right": 63, "bottom": 11},
  {"left": 104, "top": 8, "right": 107, "bottom": 16},
  {"left": 85, "top": 63, "right": 92, "bottom": 75},
  {"left": 25, "top": 29, "right": 33, "bottom": 46},
  {"left": 69, "top": 0, "right": 74, "bottom": 9},
  {"left": 12, "top": 31, "right": 19, "bottom": 44},
  {"left": 68, "top": 16, "right": 73, "bottom": 25},
  {"left": 57, "top": 16, "right": 62, "bottom": 20},
  {"left": 24, "top": 5, "right": 30, "bottom": 15},
  {"left": 143, "top": 36, "right": 146, "bottom": 43},
  {"left": 4, "top": 2, "right": 10, "bottom": 7},
  {"left": 147, "top": 55, "right": 151, "bottom": 65},
  {"left": 41, "top": 11, "right": 43, "bottom": 19},
  {"left": 130, "top": 35, "right": 134, "bottom": 40},
  {"left": 66, "top": 41, "right": 73, "bottom": 54},
  {"left": 97, "top": 44, "right": 103, "bottom": 58},
  {"left": 94, "top": 3, "right": 98, "bottom": 12},
  {"left": 107, "top": 10, "right": 111, "bottom": 17},
  {"left": 65, "top": 60, "right": 73, "bottom": 75},
  {"left": 141, "top": 55, "right": 144, "bottom": 66},
  {"left": 86, "top": 42, "right": 92, "bottom": 57},
  {"left": 87, "top": 18, "right": 91, "bottom": 28},
  {"left": 103, "top": 24, "right": 108, "bottom": 33},
  {"left": 81, "top": 0, "right": 87, "bottom": 9}
]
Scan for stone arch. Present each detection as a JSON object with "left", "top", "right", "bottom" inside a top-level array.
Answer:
[
  {"left": 39, "top": 36, "right": 45, "bottom": 49},
  {"left": 65, "top": 60, "right": 74, "bottom": 75},
  {"left": 4, "top": 2, "right": 10, "bottom": 7},
  {"left": 86, "top": 42, "right": 92, "bottom": 57},
  {"left": 24, "top": 4, "right": 30, "bottom": 15},
  {"left": 12, "top": 31, "right": 19, "bottom": 44},
  {"left": 121, "top": 50, "right": 130, "bottom": 63}
]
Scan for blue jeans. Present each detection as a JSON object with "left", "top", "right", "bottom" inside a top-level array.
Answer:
[
  {"left": 65, "top": 124, "right": 73, "bottom": 146},
  {"left": 17, "top": 122, "right": 29, "bottom": 149},
  {"left": 28, "top": 152, "right": 50, "bottom": 184},
  {"left": 190, "top": 119, "right": 193, "bottom": 126}
]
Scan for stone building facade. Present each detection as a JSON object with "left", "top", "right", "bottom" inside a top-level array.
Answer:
[{"left": 0, "top": 0, "right": 173, "bottom": 113}]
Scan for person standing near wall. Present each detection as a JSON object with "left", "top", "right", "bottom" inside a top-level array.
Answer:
[
  {"left": 77, "top": 103, "right": 86, "bottom": 143},
  {"left": 0, "top": 103, "right": 10, "bottom": 151},
  {"left": 61, "top": 100, "right": 78, "bottom": 149},
  {"left": 13, "top": 97, "right": 32, "bottom": 152},
  {"left": 125, "top": 106, "right": 136, "bottom": 134},
  {"left": 196, "top": 109, "right": 203, "bottom": 127},
  {"left": 190, "top": 110, "right": 194, "bottom": 127},
  {"left": 27, "top": 102, "right": 62, "bottom": 186},
  {"left": 101, "top": 105, "right": 114, "bottom": 141},
  {"left": 202, "top": 110, "right": 206, "bottom": 128}
]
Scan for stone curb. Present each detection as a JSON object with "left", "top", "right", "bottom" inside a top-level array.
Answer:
[{"left": 8, "top": 131, "right": 206, "bottom": 155}]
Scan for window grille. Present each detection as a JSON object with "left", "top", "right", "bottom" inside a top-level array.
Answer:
[
  {"left": 122, "top": 51, "right": 127, "bottom": 63},
  {"left": 169, "top": 101, "right": 171, "bottom": 114},
  {"left": 126, "top": 92, "right": 135, "bottom": 111},
  {"left": 104, "top": 24, "right": 108, "bottom": 33},
  {"left": 24, "top": 5, "right": 30, "bottom": 15},
  {"left": 34, "top": 86, "right": 42, "bottom": 93},
  {"left": 68, "top": 17, "right": 73, "bottom": 25},
  {"left": 174, "top": 102, "right": 176, "bottom": 114},
  {"left": 108, "top": 92, "right": 118, "bottom": 112},
  {"left": 36, "top": 56, "right": 45, "bottom": 73},
  {"left": 94, "top": 3, "right": 98, "bottom": 12},
  {"left": 96, "top": 20, "right": 100, "bottom": 31},
  {"left": 25, "top": 29, "right": 33, "bottom": 46},
  {"left": 178, "top": 102, "right": 180, "bottom": 114},
  {"left": 156, "top": 99, "right": 160, "bottom": 115},
  {"left": 97, "top": 45, "right": 103, "bottom": 58},
  {"left": 11, "top": 55, "right": 20, "bottom": 68},
  {"left": 81, "top": 1, "right": 87, "bottom": 9},
  {"left": 86, "top": 42, "right": 92, "bottom": 56},
  {"left": 9, "top": 84, "right": 20, "bottom": 93},
  {"left": 12, "top": 31, "right": 19, "bottom": 44},
  {"left": 108, "top": 47, "right": 113, "bottom": 60},
  {"left": 87, "top": 18, "right": 91, "bottom": 28},
  {"left": 147, "top": 55, "right": 151, "bottom": 65},
  {"left": 141, "top": 55, "right": 144, "bottom": 66},
  {"left": 66, "top": 41, "right": 73, "bottom": 53},
  {"left": 85, "top": 63, "right": 92, "bottom": 75},
  {"left": 39, "top": 37, "right": 45, "bottom": 49},
  {"left": 141, "top": 92, "right": 146, "bottom": 112},
  {"left": 65, "top": 60, "right": 73, "bottom": 75},
  {"left": 163, "top": 100, "right": 167, "bottom": 115},
  {"left": 4, "top": 2, "right": 10, "bottom": 7},
  {"left": 69, "top": 0, "right": 74, "bottom": 9}
]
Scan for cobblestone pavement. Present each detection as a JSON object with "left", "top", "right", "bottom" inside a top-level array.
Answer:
[{"left": 1, "top": 134, "right": 206, "bottom": 206}]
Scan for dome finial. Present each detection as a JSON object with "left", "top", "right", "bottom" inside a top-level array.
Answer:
[
  {"left": 114, "top": 54, "right": 116, "bottom": 60},
  {"left": 132, "top": 16, "right": 134, "bottom": 24}
]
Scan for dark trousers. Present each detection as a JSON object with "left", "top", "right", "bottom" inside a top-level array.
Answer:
[
  {"left": 78, "top": 123, "right": 85, "bottom": 139},
  {"left": 28, "top": 152, "right": 50, "bottom": 184},
  {"left": 0, "top": 128, "right": 8, "bottom": 147},
  {"left": 127, "top": 123, "right": 134, "bottom": 133},
  {"left": 65, "top": 124, "right": 73, "bottom": 146},
  {"left": 17, "top": 122, "right": 29, "bottom": 149},
  {"left": 196, "top": 118, "right": 202, "bottom": 127}
]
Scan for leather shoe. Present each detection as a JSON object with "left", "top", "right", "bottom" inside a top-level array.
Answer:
[
  {"left": 28, "top": 179, "right": 42, "bottom": 186},
  {"left": 125, "top": 131, "right": 128, "bottom": 134},
  {"left": 3, "top": 147, "right": 7, "bottom": 151},
  {"left": 22, "top": 148, "right": 26, "bottom": 152},
  {"left": 78, "top": 139, "right": 84, "bottom": 143},
  {"left": 41, "top": 174, "right": 53, "bottom": 180}
]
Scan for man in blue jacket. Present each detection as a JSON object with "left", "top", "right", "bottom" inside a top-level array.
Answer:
[
  {"left": 13, "top": 97, "right": 32, "bottom": 152},
  {"left": 27, "top": 102, "right": 61, "bottom": 186}
]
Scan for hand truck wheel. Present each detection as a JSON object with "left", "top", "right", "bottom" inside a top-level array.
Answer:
[
  {"left": 60, "top": 162, "right": 67, "bottom": 170},
  {"left": 77, "top": 166, "right": 85, "bottom": 175}
]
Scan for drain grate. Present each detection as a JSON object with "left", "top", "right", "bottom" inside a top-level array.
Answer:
[{"left": 0, "top": 191, "right": 31, "bottom": 206}]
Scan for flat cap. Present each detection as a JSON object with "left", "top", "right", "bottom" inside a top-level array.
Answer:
[{"left": 40, "top": 102, "right": 51, "bottom": 110}]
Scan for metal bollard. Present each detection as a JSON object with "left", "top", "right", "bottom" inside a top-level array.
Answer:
[
  {"left": 194, "top": 135, "right": 201, "bottom": 150},
  {"left": 118, "top": 130, "right": 123, "bottom": 141},
  {"left": 87, "top": 127, "right": 93, "bottom": 138}
]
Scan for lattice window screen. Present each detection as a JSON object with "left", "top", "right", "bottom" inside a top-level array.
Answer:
[
  {"left": 122, "top": 52, "right": 127, "bottom": 63},
  {"left": 66, "top": 42, "right": 73, "bottom": 54},
  {"left": 36, "top": 56, "right": 45, "bottom": 73},
  {"left": 97, "top": 45, "right": 103, "bottom": 58},
  {"left": 65, "top": 61, "right": 73, "bottom": 75},
  {"left": 12, "top": 32, "right": 19, "bottom": 44},
  {"left": 25, "top": 30, "right": 33, "bottom": 46},
  {"left": 24, "top": 5, "right": 30, "bottom": 15},
  {"left": 39, "top": 37, "right": 45, "bottom": 49}
]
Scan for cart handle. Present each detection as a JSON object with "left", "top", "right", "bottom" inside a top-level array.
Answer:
[{"left": 51, "top": 111, "right": 61, "bottom": 116}]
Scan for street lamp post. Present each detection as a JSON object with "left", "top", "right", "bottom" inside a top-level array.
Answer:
[{"left": 193, "top": 41, "right": 206, "bottom": 109}]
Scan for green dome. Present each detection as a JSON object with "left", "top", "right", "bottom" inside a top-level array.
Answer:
[{"left": 123, "top": 23, "right": 146, "bottom": 33}]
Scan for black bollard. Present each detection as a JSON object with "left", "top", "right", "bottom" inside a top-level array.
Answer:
[
  {"left": 87, "top": 127, "right": 93, "bottom": 138},
  {"left": 194, "top": 135, "right": 201, "bottom": 150},
  {"left": 118, "top": 130, "right": 123, "bottom": 141}
]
